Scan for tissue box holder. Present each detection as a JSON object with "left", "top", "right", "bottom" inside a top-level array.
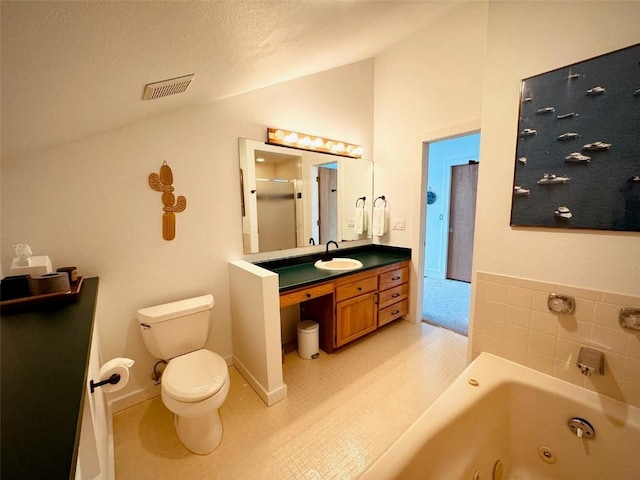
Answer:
[{"left": 10, "top": 256, "right": 53, "bottom": 277}]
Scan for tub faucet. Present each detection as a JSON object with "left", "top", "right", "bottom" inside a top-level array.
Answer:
[
  {"left": 577, "top": 347, "right": 604, "bottom": 376},
  {"left": 324, "top": 241, "right": 339, "bottom": 261}
]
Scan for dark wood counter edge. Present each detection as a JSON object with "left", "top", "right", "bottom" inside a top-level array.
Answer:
[{"left": 0, "top": 276, "right": 99, "bottom": 480}]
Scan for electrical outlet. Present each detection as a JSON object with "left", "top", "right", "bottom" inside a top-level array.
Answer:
[
  {"left": 392, "top": 219, "right": 406, "bottom": 230},
  {"left": 347, "top": 217, "right": 355, "bottom": 227}
]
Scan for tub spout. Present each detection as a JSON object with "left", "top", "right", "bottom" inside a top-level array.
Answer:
[
  {"left": 577, "top": 347, "right": 604, "bottom": 376},
  {"left": 579, "top": 364, "right": 595, "bottom": 376}
]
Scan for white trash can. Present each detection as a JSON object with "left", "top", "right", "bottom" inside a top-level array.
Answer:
[{"left": 297, "top": 320, "right": 319, "bottom": 359}]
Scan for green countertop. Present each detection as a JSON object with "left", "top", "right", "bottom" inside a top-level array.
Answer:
[
  {"left": 1, "top": 277, "right": 99, "bottom": 480},
  {"left": 256, "top": 245, "right": 411, "bottom": 292}
]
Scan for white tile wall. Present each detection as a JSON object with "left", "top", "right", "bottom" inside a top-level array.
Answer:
[{"left": 471, "top": 272, "right": 640, "bottom": 408}]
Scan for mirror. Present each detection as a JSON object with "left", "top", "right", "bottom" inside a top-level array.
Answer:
[{"left": 239, "top": 138, "right": 373, "bottom": 254}]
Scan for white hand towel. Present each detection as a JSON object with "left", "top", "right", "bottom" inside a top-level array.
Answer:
[
  {"left": 372, "top": 205, "right": 387, "bottom": 236},
  {"left": 354, "top": 206, "right": 365, "bottom": 235}
]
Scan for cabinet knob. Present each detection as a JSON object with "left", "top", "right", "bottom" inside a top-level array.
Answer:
[
  {"left": 306, "top": 293, "right": 312, "bottom": 298},
  {"left": 357, "top": 287, "right": 362, "bottom": 291},
  {"left": 392, "top": 309, "right": 400, "bottom": 315},
  {"left": 392, "top": 293, "right": 400, "bottom": 298},
  {"left": 392, "top": 276, "right": 401, "bottom": 281}
]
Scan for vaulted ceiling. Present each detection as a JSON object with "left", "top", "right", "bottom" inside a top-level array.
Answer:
[{"left": 1, "top": 1, "right": 461, "bottom": 158}]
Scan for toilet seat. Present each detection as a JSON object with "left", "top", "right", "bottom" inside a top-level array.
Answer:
[{"left": 163, "top": 349, "right": 228, "bottom": 403}]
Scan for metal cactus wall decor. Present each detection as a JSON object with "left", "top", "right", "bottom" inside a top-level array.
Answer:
[{"left": 148, "top": 162, "right": 187, "bottom": 240}]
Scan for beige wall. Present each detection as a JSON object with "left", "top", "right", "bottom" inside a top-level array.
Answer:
[
  {"left": 1, "top": 60, "right": 374, "bottom": 408},
  {"left": 475, "top": 1, "right": 640, "bottom": 295},
  {"left": 470, "top": 0, "right": 640, "bottom": 407},
  {"left": 373, "top": 0, "right": 640, "bottom": 403},
  {"left": 372, "top": 1, "right": 489, "bottom": 322}
]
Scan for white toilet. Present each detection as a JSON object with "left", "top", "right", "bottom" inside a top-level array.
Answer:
[{"left": 137, "top": 294, "right": 230, "bottom": 455}]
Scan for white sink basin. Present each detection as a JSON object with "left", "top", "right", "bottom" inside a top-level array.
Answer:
[{"left": 314, "top": 258, "right": 363, "bottom": 271}]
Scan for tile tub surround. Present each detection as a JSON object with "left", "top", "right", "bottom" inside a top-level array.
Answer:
[{"left": 471, "top": 271, "right": 640, "bottom": 408}]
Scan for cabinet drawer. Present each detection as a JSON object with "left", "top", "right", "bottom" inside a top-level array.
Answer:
[
  {"left": 378, "top": 283, "right": 409, "bottom": 310},
  {"left": 334, "top": 267, "right": 382, "bottom": 287},
  {"left": 280, "top": 282, "right": 333, "bottom": 308},
  {"left": 378, "top": 299, "right": 408, "bottom": 327},
  {"left": 335, "top": 276, "right": 378, "bottom": 302},
  {"left": 379, "top": 266, "right": 409, "bottom": 291}
]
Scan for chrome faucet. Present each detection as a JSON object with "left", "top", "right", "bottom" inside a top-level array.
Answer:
[
  {"left": 324, "top": 241, "right": 339, "bottom": 261},
  {"left": 577, "top": 347, "right": 604, "bottom": 376}
]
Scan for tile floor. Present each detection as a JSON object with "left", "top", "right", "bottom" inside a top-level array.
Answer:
[{"left": 114, "top": 320, "right": 468, "bottom": 479}]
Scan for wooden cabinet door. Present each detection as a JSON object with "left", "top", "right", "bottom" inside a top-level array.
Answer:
[{"left": 335, "top": 292, "right": 377, "bottom": 347}]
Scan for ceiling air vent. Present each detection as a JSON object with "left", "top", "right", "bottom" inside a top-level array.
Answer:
[{"left": 142, "top": 74, "right": 195, "bottom": 100}]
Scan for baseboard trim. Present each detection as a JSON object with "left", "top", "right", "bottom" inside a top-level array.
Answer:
[
  {"left": 110, "top": 384, "right": 160, "bottom": 413},
  {"left": 232, "top": 355, "right": 287, "bottom": 406}
]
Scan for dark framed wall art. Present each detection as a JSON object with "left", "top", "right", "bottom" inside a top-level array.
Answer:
[{"left": 510, "top": 43, "right": 640, "bottom": 232}]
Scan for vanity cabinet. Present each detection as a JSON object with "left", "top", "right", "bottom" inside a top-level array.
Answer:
[
  {"left": 377, "top": 261, "right": 410, "bottom": 327},
  {"left": 334, "top": 272, "right": 379, "bottom": 347},
  {"left": 231, "top": 246, "right": 411, "bottom": 406},
  {"left": 278, "top": 259, "right": 410, "bottom": 353}
]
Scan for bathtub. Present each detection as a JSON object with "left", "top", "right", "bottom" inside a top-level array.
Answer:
[{"left": 361, "top": 352, "right": 640, "bottom": 480}]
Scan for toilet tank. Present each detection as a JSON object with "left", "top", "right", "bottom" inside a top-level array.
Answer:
[{"left": 138, "top": 294, "right": 214, "bottom": 360}]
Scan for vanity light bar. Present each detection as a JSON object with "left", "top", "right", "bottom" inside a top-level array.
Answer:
[{"left": 267, "top": 128, "right": 363, "bottom": 158}]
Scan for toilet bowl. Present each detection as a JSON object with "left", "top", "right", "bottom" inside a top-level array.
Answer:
[
  {"left": 161, "top": 349, "right": 230, "bottom": 454},
  {"left": 137, "top": 294, "right": 230, "bottom": 455}
]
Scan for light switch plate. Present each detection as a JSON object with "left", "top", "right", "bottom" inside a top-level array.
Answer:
[{"left": 392, "top": 219, "right": 406, "bottom": 230}]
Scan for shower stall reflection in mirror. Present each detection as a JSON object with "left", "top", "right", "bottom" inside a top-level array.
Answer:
[
  {"left": 422, "top": 132, "right": 480, "bottom": 337},
  {"left": 255, "top": 178, "right": 299, "bottom": 252},
  {"left": 255, "top": 161, "right": 338, "bottom": 251}
]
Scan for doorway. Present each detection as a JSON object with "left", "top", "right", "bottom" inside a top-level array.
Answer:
[
  {"left": 422, "top": 132, "right": 480, "bottom": 336},
  {"left": 318, "top": 165, "right": 338, "bottom": 243}
]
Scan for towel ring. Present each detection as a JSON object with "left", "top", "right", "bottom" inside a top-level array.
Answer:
[
  {"left": 374, "top": 195, "right": 387, "bottom": 207},
  {"left": 356, "top": 196, "right": 366, "bottom": 207}
]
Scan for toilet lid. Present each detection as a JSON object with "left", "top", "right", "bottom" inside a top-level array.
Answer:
[{"left": 163, "top": 349, "right": 228, "bottom": 403}]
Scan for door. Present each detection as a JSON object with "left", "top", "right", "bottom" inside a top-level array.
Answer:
[
  {"left": 318, "top": 167, "right": 337, "bottom": 243},
  {"left": 447, "top": 162, "right": 478, "bottom": 282},
  {"left": 335, "top": 292, "right": 377, "bottom": 347}
]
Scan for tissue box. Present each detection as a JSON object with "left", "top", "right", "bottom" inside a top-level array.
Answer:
[{"left": 10, "top": 256, "right": 53, "bottom": 277}]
